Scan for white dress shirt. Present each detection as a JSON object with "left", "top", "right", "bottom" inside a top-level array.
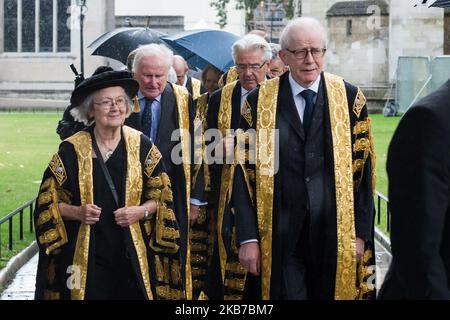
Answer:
[{"left": 288, "top": 73, "right": 321, "bottom": 122}]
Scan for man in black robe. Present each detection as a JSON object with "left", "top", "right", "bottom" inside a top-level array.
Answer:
[
  {"left": 126, "top": 43, "right": 206, "bottom": 299},
  {"left": 379, "top": 78, "right": 450, "bottom": 299},
  {"left": 201, "top": 34, "right": 272, "bottom": 300},
  {"left": 231, "top": 17, "right": 376, "bottom": 300}
]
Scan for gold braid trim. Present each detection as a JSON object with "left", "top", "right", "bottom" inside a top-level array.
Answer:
[
  {"left": 227, "top": 67, "right": 238, "bottom": 85},
  {"left": 152, "top": 201, "right": 180, "bottom": 253},
  {"left": 218, "top": 66, "right": 238, "bottom": 88},
  {"left": 353, "top": 119, "right": 370, "bottom": 136},
  {"left": 156, "top": 286, "right": 185, "bottom": 300},
  {"left": 353, "top": 88, "right": 366, "bottom": 118},
  {"left": 368, "top": 118, "right": 377, "bottom": 195},
  {"left": 123, "top": 126, "right": 153, "bottom": 300},
  {"left": 323, "top": 72, "right": 357, "bottom": 300},
  {"left": 191, "top": 77, "right": 202, "bottom": 100},
  {"left": 43, "top": 290, "right": 60, "bottom": 300},
  {"left": 172, "top": 83, "right": 193, "bottom": 299},
  {"left": 255, "top": 77, "right": 279, "bottom": 300},
  {"left": 48, "top": 153, "right": 67, "bottom": 185},
  {"left": 66, "top": 131, "right": 92, "bottom": 300},
  {"left": 144, "top": 144, "right": 162, "bottom": 178},
  {"left": 43, "top": 203, "right": 68, "bottom": 254},
  {"left": 36, "top": 179, "right": 69, "bottom": 255},
  {"left": 354, "top": 138, "right": 371, "bottom": 152},
  {"left": 241, "top": 99, "right": 253, "bottom": 127},
  {"left": 216, "top": 80, "right": 237, "bottom": 282}
]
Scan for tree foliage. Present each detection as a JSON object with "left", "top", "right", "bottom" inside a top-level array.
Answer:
[
  {"left": 210, "top": 0, "right": 296, "bottom": 29},
  {"left": 210, "top": 0, "right": 230, "bottom": 29}
]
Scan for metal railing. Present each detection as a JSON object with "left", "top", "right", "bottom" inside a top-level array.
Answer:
[
  {"left": 375, "top": 190, "right": 390, "bottom": 232},
  {"left": 0, "top": 198, "right": 35, "bottom": 259}
]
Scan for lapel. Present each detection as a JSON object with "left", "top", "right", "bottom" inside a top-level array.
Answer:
[
  {"left": 157, "top": 83, "right": 177, "bottom": 144},
  {"left": 186, "top": 77, "right": 193, "bottom": 96},
  {"left": 277, "top": 73, "right": 305, "bottom": 141},
  {"left": 307, "top": 74, "right": 326, "bottom": 139},
  {"left": 231, "top": 82, "right": 242, "bottom": 130}
]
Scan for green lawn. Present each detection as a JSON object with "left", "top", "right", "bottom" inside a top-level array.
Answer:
[
  {"left": 0, "top": 112, "right": 61, "bottom": 267},
  {"left": 0, "top": 112, "right": 401, "bottom": 268},
  {"left": 370, "top": 114, "right": 401, "bottom": 234}
]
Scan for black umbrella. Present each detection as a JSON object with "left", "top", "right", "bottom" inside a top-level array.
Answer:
[
  {"left": 416, "top": 0, "right": 450, "bottom": 7},
  {"left": 88, "top": 27, "right": 166, "bottom": 65},
  {"left": 431, "top": 0, "right": 450, "bottom": 7}
]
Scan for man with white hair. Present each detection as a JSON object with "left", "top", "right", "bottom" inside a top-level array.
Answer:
[
  {"left": 126, "top": 43, "right": 206, "bottom": 300},
  {"left": 231, "top": 17, "right": 376, "bottom": 300},
  {"left": 200, "top": 34, "right": 272, "bottom": 300},
  {"left": 172, "top": 55, "right": 205, "bottom": 100},
  {"left": 268, "top": 43, "right": 288, "bottom": 78}
]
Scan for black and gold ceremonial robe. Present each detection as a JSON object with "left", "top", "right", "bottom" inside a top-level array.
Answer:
[
  {"left": 186, "top": 76, "right": 205, "bottom": 100},
  {"left": 231, "top": 72, "right": 376, "bottom": 300},
  {"left": 34, "top": 125, "right": 183, "bottom": 300},
  {"left": 194, "top": 80, "right": 250, "bottom": 300},
  {"left": 188, "top": 92, "right": 217, "bottom": 299},
  {"left": 218, "top": 67, "right": 239, "bottom": 89},
  {"left": 126, "top": 83, "right": 201, "bottom": 299}
]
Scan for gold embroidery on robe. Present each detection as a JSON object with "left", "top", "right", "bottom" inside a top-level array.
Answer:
[
  {"left": 48, "top": 153, "right": 67, "bottom": 185},
  {"left": 191, "top": 77, "right": 202, "bottom": 100},
  {"left": 353, "top": 88, "right": 366, "bottom": 118},
  {"left": 144, "top": 145, "right": 162, "bottom": 178},
  {"left": 324, "top": 72, "right": 357, "bottom": 300},
  {"left": 241, "top": 99, "right": 253, "bottom": 127},
  {"left": 255, "top": 77, "right": 279, "bottom": 300},
  {"left": 172, "top": 83, "right": 193, "bottom": 299}
]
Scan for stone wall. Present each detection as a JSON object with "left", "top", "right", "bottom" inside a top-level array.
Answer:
[{"left": 327, "top": 15, "right": 389, "bottom": 86}]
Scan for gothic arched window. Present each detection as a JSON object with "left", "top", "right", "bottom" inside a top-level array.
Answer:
[{"left": 3, "top": 0, "right": 71, "bottom": 53}]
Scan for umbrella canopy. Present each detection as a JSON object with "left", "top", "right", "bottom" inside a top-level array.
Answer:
[
  {"left": 88, "top": 27, "right": 166, "bottom": 65},
  {"left": 431, "top": 0, "right": 450, "bottom": 7},
  {"left": 415, "top": 0, "right": 450, "bottom": 7},
  {"left": 161, "top": 29, "right": 240, "bottom": 72}
]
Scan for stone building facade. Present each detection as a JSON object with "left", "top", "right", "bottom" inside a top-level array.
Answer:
[{"left": 0, "top": 0, "right": 115, "bottom": 108}]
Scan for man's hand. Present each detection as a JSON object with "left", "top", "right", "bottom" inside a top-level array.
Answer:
[
  {"left": 356, "top": 237, "right": 365, "bottom": 263},
  {"left": 190, "top": 204, "right": 201, "bottom": 226},
  {"left": 77, "top": 204, "right": 102, "bottom": 225},
  {"left": 239, "top": 242, "right": 261, "bottom": 276},
  {"left": 114, "top": 206, "right": 145, "bottom": 227}
]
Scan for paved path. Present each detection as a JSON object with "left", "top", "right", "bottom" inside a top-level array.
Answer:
[
  {"left": 1, "top": 240, "right": 392, "bottom": 300},
  {"left": 1, "top": 254, "right": 37, "bottom": 300}
]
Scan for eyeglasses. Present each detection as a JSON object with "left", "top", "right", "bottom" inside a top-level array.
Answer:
[
  {"left": 285, "top": 48, "right": 326, "bottom": 60},
  {"left": 236, "top": 61, "right": 266, "bottom": 72},
  {"left": 93, "top": 96, "right": 127, "bottom": 109}
]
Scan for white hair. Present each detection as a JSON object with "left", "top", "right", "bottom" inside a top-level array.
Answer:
[
  {"left": 269, "top": 43, "right": 281, "bottom": 60},
  {"left": 232, "top": 34, "right": 272, "bottom": 64},
  {"left": 132, "top": 43, "right": 174, "bottom": 73},
  {"left": 280, "top": 17, "right": 327, "bottom": 50},
  {"left": 168, "top": 67, "right": 177, "bottom": 84},
  {"left": 70, "top": 91, "right": 133, "bottom": 125}
]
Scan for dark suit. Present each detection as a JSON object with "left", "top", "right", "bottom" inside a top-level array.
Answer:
[
  {"left": 232, "top": 72, "right": 374, "bottom": 299},
  {"left": 379, "top": 79, "right": 450, "bottom": 300}
]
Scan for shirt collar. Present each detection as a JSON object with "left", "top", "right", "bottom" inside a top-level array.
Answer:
[
  {"left": 241, "top": 87, "right": 249, "bottom": 97},
  {"left": 182, "top": 76, "right": 188, "bottom": 87},
  {"left": 138, "top": 90, "right": 161, "bottom": 103},
  {"left": 288, "top": 72, "right": 321, "bottom": 96}
]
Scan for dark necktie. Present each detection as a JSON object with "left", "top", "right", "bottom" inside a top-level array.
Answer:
[
  {"left": 300, "top": 89, "right": 315, "bottom": 134},
  {"left": 141, "top": 98, "right": 154, "bottom": 139}
]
